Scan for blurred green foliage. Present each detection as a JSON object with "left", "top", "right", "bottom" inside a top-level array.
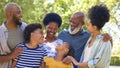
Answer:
[
  {"left": 111, "top": 56, "right": 120, "bottom": 66},
  {"left": 0, "top": 0, "right": 120, "bottom": 31}
]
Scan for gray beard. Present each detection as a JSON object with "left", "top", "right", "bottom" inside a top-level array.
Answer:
[{"left": 68, "top": 25, "right": 82, "bottom": 35}]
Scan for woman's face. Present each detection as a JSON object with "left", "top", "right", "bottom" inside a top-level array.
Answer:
[
  {"left": 86, "top": 20, "right": 96, "bottom": 33},
  {"left": 31, "top": 28, "right": 44, "bottom": 44},
  {"left": 46, "top": 22, "right": 59, "bottom": 37}
]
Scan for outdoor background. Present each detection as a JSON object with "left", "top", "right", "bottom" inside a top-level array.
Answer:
[{"left": 0, "top": 0, "right": 120, "bottom": 66}]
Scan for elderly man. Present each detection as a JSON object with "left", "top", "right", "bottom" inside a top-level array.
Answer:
[
  {"left": 0, "top": 3, "right": 27, "bottom": 68},
  {"left": 58, "top": 12, "right": 111, "bottom": 68},
  {"left": 58, "top": 12, "right": 90, "bottom": 68}
]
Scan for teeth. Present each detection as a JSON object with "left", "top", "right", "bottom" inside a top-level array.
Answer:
[{"left": 50, "top": 33, "right": 54, "bottom": 35}]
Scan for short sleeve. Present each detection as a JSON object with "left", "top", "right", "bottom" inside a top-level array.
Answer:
[{"left": 14, "top": 42, "right": 25, "bottom": 61}]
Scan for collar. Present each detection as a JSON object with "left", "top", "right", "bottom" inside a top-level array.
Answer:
[
  {"left": 0, "top": 21, "right": 26, "bottom": 32},
  {"left": 1, "top": 21, "right": 8, "bottom": 32}
]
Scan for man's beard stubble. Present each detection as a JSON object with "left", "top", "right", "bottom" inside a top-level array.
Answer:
[{"left": 13, "top": 15, "right": 22, "bottom": 26}]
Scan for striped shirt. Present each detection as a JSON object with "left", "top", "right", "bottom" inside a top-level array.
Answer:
[{"left": 15, "top": 42, "right": 47, "bottom": 68}]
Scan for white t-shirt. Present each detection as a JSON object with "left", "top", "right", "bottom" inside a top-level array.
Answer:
[
  {"left": 83, "top": 44, "right": 92, "bottom": 62},
  {"left": 44, "top": 39, "right": 63, "bottom": 57}
]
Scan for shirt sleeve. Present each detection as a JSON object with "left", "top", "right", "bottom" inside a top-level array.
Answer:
[
  {"left": 44, "top": 48, "right": 47, "bottom": 56},
  {"left": 88, "top": 41, "right": 112, "bottom": 68},
  {"left": 14, "top": 43, "right": 24, "bottom": 61}
]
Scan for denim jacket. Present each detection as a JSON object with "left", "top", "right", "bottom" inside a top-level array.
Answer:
[{"left": 79, "top": 35, "right": 112, "bottom": 68}]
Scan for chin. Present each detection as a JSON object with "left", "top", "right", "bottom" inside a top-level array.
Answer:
[{"left": 88, "top": 31, "right": 92, "bottom": 34}]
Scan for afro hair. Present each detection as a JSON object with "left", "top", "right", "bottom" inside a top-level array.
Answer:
[
  {"left": 43, "top": 13, "right": 62, "bottom": 28},
  {"left": 88, "top": 5, "right": 110, "bottom": 30}
]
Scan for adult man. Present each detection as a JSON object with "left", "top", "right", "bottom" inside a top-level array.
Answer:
[
  {"left": 0, "top": 3, "right": 27, "bottom": 68},
  {"left": 58, "top": 12, "right": 111, "bottom": 68},
  {"left": 58, "top": 12, "right": 90, "bottom": 68}
]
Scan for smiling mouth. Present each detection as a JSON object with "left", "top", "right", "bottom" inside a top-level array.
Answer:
[{"left": 50, "top": 32, "right": 54, "bottom": 35}]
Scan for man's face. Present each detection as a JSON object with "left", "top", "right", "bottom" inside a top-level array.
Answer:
[
  {"left": 12, "top": 6, "right": 22, "bottom": 25},
  {"left": 69, "top": 16, "right": 84, "bottom": 35}
]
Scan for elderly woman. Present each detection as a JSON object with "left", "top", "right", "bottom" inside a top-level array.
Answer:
[
  {"left": 43, "top": 13, "right": 64, "bottom": 57},
  {"left": 11, "top": 23, "right": 47, "bottom": 68}
]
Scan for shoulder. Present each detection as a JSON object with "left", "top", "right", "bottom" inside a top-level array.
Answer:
[
  {"left": 16, "top": 42, "right": 25, "bottom": 47},
  {"left": 20, "top": 22, "right": 27, "bottom": 31},
  {"left": 98, "top": 35, "right": 112, "bottom": 49},
  {"left": 21, "top": 22, "right": 27, "bottom": 26},
  {"left": 59, "top": 29, "right": 69, "bottom": 35},
  {"left": 102, "top": 40, "right": 112, "bottom": 48},
  {"left": 0, "top": 26, "right": 4, "bottom": 32},
  {"left": 55, "top": 39, "right": 63, "bottom": 44},
  {"left": 44, "top": 56, "right": 54, "bottom": 62},
  {"left": 58, "top": 29, "right": 69, "bottom": 38},
  {"left": 0, "top": 25, "right": 6, "bottom": 32},
  {"left": 38, "top": 44, "right": 48, "bottom": 50}
]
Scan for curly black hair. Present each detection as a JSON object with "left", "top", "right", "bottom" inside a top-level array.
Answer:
[
  {"left": 24, "top": 23, "right": 42, "bottom": 42},
  {"left": 43, "top": 13, "right": 62, "bottom": 28},
  {"left": 88, "top": 5, "right": 110, "bottom": 30}
]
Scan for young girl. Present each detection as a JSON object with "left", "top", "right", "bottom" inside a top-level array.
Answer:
[
  {"left": 11, "top": 23, "right": 47, "bottom": 68},
  {"left": 68, "top": 5, "right": 112, "bottom": 68},
  {"left": 42, "top": 42, "right": 74, "bottom": 68}
]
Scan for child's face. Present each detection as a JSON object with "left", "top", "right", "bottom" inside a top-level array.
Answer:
[
  {"left": 56, "top": 42, "right": 69, "bottom": 55},
  {"left": 31, "top": 28, "right": 44, "bottom": 44}
]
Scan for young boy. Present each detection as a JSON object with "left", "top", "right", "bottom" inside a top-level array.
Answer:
[{"left": 11, "top": 23, "right": 47, "bottom": 68}]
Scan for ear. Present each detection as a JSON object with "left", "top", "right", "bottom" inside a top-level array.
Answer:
[
  {"left": 93, "top": 25, "right": 97, "bottom": 31},
  {"left": 31, "top": 32, "right": 34, "bottom": 37}
]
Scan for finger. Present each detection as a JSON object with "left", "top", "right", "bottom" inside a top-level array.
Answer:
[{"left": 15, "top": 47, "right": 23, "bottom": 53}]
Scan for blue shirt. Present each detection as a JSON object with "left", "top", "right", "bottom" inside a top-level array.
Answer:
[
  {"left": 15, "top": 42, "right": 47, "bottom": 68},
  {"left": 58, "top": 29, "right": 90, "bottom": 68}
]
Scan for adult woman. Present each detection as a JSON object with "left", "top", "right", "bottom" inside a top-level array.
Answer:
[{"left": 43, "top": 13, "right": 63, "bottom": 57}]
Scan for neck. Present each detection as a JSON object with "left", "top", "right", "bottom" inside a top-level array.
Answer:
[
  {"left": 45, "top": 35, "right": 56, "bottom": 42},
  {"left": 6, "top": 20, "right": 17, "bottom": 30},
  {"left": 92, "top": 30, "right": 101, "bottom": 38},
  {"left": 75, "top": 28, "right": 83, "bottom": 34},
  {"left": 71, "top": 28, "right": 83, "bottom": 35},
  {"left": 27, "top": 41, "right": 38, "bottom": 48},
  {"left": 54, "top": 52, "right": 64, "bottom": 61}
]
